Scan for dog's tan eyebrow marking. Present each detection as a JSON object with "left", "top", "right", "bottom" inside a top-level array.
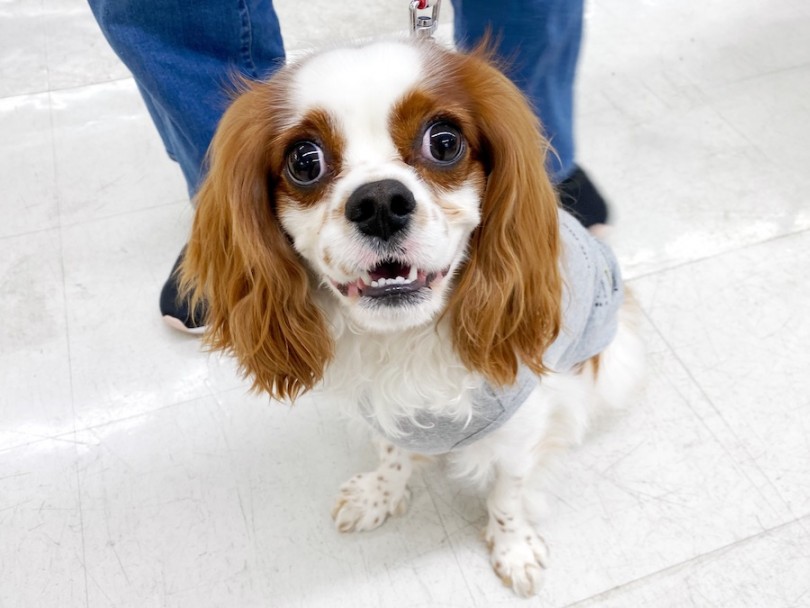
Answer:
[
  {"left": 276, "top": 107, "right": 345, "bottom": 208},
  {"left": 388, "top": 89, "right": 478, "bottom": 192}
]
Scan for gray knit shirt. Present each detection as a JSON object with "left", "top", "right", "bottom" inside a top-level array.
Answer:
[{"left": 364, "top": 209, "right": 624, "bottom": 454}]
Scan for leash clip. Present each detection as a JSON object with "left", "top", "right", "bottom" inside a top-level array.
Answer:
[{"left": 410, "top": 0, "right": 441, "bottom": 39}]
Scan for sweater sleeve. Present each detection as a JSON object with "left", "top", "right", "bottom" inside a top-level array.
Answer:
[{"left": 542, "top": 209, "right": 624, "bottom": 372}]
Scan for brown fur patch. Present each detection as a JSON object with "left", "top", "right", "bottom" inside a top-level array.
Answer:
[
  {"left": 573, "top": 354, "right": 601, "bottom": 379},
  {"left": 422, "top": 45, "right": 563, "bottom": 386},
  {"left": 179, "top": 73, "right": 333, "bottom": 401},
  {"left": 389, "top": 89, "right": 483, "bottom": 193},
  {"left": 590, "top": 354, "right": 601, "bottom": 380}
]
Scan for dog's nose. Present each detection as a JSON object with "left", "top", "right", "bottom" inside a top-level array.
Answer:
[{"left": 344, "top": 179, "right": 416, "bottom": 241}]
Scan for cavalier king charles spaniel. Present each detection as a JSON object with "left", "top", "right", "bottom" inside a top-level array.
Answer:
[{"left": 181, "top": 39, "right": 644, "bottom": 597}]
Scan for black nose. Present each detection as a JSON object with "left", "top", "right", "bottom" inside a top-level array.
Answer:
[{"left": 344, "top": 179, "right": 416, "bottom": 241}]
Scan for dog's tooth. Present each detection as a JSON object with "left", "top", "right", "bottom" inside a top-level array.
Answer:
[
  {"left": 360, "top": 271, "right": 372, "bottom": 285},
  {"left": 371, "top": 280, "right": 379, "bottom": 288},
  {"left": 408, "top": 265, "right": 418, "bottom": 282},
  {"left": 395, "top": 276, "right": 406, "bottom": 284}
]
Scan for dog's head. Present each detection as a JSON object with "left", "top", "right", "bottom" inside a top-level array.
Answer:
[{"left": 182, "top": 40, "right": 562, "bottom": 399}]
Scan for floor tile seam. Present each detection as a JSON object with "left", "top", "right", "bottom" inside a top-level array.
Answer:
[
  {"left": 0, "top": 381, "right": 257, "bottom": 457},
  {"left": 418, "top": 468, "right": 481, "bottom": 607},
  {"left": 0, "top": 431, "right": 94, "bottom": 456},
  {"left": 677, "top": 59, "right": 810, "bottom": 102},
  {"left": 7, "top": 197, "right": 183, "bottom": 240},
  {"left": 638, "top": 304, "right": 807, "bottom": 530},
  {"left": 706, "top": 97, "right": 784, "bottom": 166},
  {"left": 0, "top": 76, "right": 136, "bottom": 102},
  {"left": 626, "top": 225, "right": 810, "bottom": 282},
  {"left": 0, "top": 199, "right": 189, "bottom": 243},
  {"left": 0, "top": 225, "right": 60, "bottom": 243},
  {"left": 59, "top": 198, "right": 192, "bottom": 231},
  {"left": 563, "top": 511, "right": 810, "bottom": 608},
  {"left": 47, "top": 68, "right": 91, "bottom": 605},
  {"left": 716, "top": 60, "right": 810, "bottom": 89},
  {"left": 0, "top": 387, "right": 245, "bottom": 457},
  {"left": 40, "top": 0, "right": 53, "bottom": 97}
]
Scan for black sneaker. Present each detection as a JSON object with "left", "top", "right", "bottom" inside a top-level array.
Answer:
[
  {"left": 159, "top": 246, "right": 207, "bottom": 334},
  {"left": 557, "top": 166, "right": 609, "bottom": 228}
]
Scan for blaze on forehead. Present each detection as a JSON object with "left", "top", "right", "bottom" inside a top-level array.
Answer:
[{"left": 290, "top": 41, "right": 425, "bottom": 117}]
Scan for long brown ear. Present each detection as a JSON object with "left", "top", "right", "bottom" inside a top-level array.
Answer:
[
  {"left": 180, "top": 80, "right": 332, "bottom": 400},
  {"left": 445, "top": 50, "right": 562, "bottom": 386}
]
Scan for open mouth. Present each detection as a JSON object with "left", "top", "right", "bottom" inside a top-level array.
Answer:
[{"left": 332, "top": 260, "right": 447, "bottom": 302}]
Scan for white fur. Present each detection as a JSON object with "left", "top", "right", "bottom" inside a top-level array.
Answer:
[
  {"left": 272, "top": 42, "right": 645, "bottom": 597},
  {"left": 322, "top": 301, "right": 480, "bottom": 439}
]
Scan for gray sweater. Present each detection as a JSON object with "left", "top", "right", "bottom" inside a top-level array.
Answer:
[{"left": 364, "top": 210, "right": 624, "bottom": 454}]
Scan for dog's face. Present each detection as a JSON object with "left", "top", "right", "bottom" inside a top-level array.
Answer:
[
  {"left": 182, "top": 40, "right": 562, "bottom": 398},
  {"left": 276, "top": 43, "right": 483, "bottom": 333}
]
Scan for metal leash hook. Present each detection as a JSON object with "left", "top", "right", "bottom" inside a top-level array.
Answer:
[{"left": 410, "top": 0, "right": 441, "bottom": 39}]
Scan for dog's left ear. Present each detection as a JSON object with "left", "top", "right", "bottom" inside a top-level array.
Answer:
[{"left": 444, "top": 50, "right": 562, "bottom": 386}]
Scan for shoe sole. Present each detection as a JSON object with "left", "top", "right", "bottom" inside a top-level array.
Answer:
[{"left": 163, "top": 315, "right": 206, "bottom": 335}]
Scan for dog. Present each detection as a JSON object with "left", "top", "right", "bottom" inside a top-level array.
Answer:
[{"left": 180, "top": 39, "right": 644, "bottom": 597}]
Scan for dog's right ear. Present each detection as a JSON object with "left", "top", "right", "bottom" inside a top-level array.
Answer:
[
  {"left": 441, "top": 47, "right": 562, "bottom": 387},
  {"left": 180, "top": 80, "right": 333, "bottom": 401}
]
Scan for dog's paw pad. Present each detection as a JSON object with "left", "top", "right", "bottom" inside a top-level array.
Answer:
[
  {"left": 487, "top": 527, "right": 548, "bottom": 597},
  {"left": 331, "top": 472, "right": 410, "bottom": 533}
]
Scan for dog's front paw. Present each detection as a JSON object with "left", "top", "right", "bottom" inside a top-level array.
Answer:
[
  {"left": 486, "top": 522, "right": 549, "bottom": 597},
  {"left": 331, "top": 472, "right": 410, "bottom": 533}
]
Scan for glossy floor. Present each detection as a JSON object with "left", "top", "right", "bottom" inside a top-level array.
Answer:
[{"left": 1, "top": 1, "right": 809, "bottom": 606}]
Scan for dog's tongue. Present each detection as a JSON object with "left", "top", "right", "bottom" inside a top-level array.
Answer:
[{"left": 369, "top": 261, "right": 410, "bottom": 282}]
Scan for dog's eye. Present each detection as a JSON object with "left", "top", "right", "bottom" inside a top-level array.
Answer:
[
  {"left": 286, "top": 141, "right": 326, "bottom": 186},
  {"left": 421, "top": 122, "right": 464, "bottom": 165}
]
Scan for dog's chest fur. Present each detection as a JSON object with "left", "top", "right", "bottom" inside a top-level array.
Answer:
[{"left": 322, "top": 308, "right": 480, "bottom": 437}]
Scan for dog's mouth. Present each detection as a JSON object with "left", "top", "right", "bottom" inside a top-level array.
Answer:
[{"left": 331, "top": 260, "right": 448, "bottom": 303}]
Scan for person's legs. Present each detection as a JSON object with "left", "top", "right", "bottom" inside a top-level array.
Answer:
[
  {"left": 89, "top": 0, "right": 286, "bottom": 196},
  {"left": 453, "top": 0, "right": 608, "bottom": 227},
  {"left": 453, "top": 0, "right": 581, "bottom": 182},
  {"left": 88, "top": 0, "right": 286, "bottom": 330}
]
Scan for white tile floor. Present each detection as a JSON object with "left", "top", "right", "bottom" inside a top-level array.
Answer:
[{"left": 1, "top": 0, "right": 808, "bottom": 606}]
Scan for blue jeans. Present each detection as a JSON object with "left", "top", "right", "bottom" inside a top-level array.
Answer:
[
  {"left": 89, "top": 0, "right": 581, "bottom": 196},
  {"left": 453, "top": 0, "right": 583, "bottom": 182}
]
